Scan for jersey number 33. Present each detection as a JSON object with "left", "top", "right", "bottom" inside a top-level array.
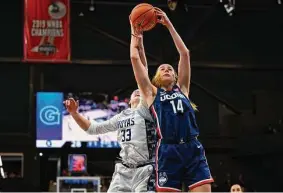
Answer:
[{"left": 121, "top": 128, "right": 131, "bottom": 142}]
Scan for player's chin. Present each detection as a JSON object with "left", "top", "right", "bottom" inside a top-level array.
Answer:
[{"left": 131, "top": 98, "right": 140, "bottom": 105}]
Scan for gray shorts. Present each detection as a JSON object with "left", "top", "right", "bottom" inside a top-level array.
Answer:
[{"left": 107, "top": 163, "right": 154, "bottom": 192}]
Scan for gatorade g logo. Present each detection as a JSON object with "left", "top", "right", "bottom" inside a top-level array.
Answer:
[{"left": 39, "top": 105, "right": 60, "bottom": 125}]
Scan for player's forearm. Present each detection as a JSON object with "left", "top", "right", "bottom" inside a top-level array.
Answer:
[
  {"left": 70, "top": 112, "right": 91, "bottom": 131},
  {"left": 130, "top": 35, "right": 141, "bottom": 60},
  {"left": 167, "top": 22, "right": 189, "bottom": 55},
  {"left": 139, "top": 49, "right": 147, "bottom": 69},
  {"left": 138, "top": 38, "right": 148, "bottom": 69}
]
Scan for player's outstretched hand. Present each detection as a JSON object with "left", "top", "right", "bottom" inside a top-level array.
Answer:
[
  {"left": 64, "top": 98, "right": 79, "bottom": 114},
  {"left": 155, "top": 7, "right": 171, "bottom": 27}
]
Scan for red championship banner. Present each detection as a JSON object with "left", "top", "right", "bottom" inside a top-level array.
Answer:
[{"left": 23, "top": 0, "right": 70, "bottom": 62}]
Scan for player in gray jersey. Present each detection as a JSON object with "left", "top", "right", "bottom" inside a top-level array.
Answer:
[{"left": 64, "top": 89, "right": 156, "bottom": 192}]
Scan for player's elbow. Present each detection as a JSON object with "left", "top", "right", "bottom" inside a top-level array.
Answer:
[
  {"left": 130, "top": 54, "right": 140, "bottom": 61},
  {"left": 82, "top": 120, "right": 91, "bottom": 131},
  {"left": 85, "top": 121, "right": 97, "bottom": 135},
  {"left": 82, "top": 125, "right": 90, "bottom": 131},
  {"left": 180, "top": 49, "right": 190, "bottom": 56}
]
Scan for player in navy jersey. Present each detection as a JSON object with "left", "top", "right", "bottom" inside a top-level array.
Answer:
[{"left": 130, "top": 7, "right": 213, "bottom": 192}]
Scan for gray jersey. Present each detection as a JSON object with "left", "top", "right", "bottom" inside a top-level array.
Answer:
[{"left": 86, "top": 102, "right": 155, "bottom": 165}]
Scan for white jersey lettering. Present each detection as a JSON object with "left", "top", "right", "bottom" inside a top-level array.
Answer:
[
  {"left": 117, "top": 117, "right": 135, "bottom": 128},
  {"left": 160, "top": 92, "right": 186, "bottom": 101}
]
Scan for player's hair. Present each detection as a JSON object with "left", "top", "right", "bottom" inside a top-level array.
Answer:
[
  {"left": 152, "top": 66, "right": 178, "bottom": 88},
  {"left": 152, "top": 66, "right": 198, "bottom": 111},
  {"left": 128, "top": 99, "right": 133, "bottom": 108},
  {"left": 230, "top": 184, "right": 243, "bottom": 192}
]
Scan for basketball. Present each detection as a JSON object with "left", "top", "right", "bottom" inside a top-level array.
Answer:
[{"left": 130, "top": 3, "right": 157, "bottom": 31}]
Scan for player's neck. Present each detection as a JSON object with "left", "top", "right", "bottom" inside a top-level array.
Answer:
[
  {"left": 160, "top": 81, "right": 174, "bottom": 91},
  {"left": 161, "top": 84, "right": 174, "bottom": 91}
]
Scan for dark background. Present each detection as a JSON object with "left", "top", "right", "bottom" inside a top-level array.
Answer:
[{"left": 0, "top": 0, "right": 283, "bottom": 191}]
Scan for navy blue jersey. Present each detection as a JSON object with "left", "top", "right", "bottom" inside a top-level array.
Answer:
[{"left": 150, "top": 85, "right": 199, "bottom": 141}]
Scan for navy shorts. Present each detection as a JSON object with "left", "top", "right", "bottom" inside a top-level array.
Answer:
[{"left": 155, "top": 138, "right": 214, "bottom": 192}]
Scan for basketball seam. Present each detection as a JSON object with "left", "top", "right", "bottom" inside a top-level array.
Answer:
[
  {"left": 146, "top": 12, "right": 157, "bottom": 30},
  {"left": 131, "top": 7, "right": 155, "bottom": 25},
  {"left": 142, "top": 12, "right": 157, "bottom": 31}
]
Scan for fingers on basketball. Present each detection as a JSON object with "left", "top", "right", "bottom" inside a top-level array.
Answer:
[
  {"left": 154, "top": 8, "right": 165, "bottom": 24},
  {"left": 154, "top": 7, "right": 163, "bottom": 13}
]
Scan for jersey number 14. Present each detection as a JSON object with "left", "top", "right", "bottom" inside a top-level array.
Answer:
[{"left": 170, "top": 99, "right": 184, "bottom": 113}]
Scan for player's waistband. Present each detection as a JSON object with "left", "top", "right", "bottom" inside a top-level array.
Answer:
[
  {"left": 160, "top": 136, "right": 198, "bottom": 144},
  {"left": 121, "top": 162, "right": 153, "bottom": 169}
]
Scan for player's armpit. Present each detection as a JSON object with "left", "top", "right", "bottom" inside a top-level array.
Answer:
[{"left": 137, "top": 99, "right": 153, "bottom": 121}]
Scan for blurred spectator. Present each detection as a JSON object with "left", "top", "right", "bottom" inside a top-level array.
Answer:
[
  {"left": 230, "top": 184, "right": 243, "bottom": 192},
  {"left": 48, "top": 180, "right": 56, "bottom": 192},
  {"left": 7, "top": 172, "right": 17, "bottom": 178}
]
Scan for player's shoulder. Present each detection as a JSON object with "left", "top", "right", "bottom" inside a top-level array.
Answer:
[
  {"left": 109, "top": 109, "right": 132, "bottom": 122},
  {"left": 121, "top": 106, "right": 144, "bottom": 116},
  {"left": 120, "top": 108, "right": 134, "bottom": 116}
]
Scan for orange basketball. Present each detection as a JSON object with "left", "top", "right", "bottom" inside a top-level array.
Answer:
[{"left": 130, "top": 3, "right": 157, "bottom": 31}]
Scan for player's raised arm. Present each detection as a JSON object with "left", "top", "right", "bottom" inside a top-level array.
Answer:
[
  {"left": 155, "top": 8, "right": 191, "bottom": 97},
  {"left": 138, "top": 32, "right": 148, "bottom": 70},
  {"left": 130, "top": 22, "right": 156, "bottom": 104},
  {"left": 65, "top": 98, "right": 119, "bottom": 135}
]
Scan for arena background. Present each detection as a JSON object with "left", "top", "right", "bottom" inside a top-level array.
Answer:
[{"left": 0, "top": 0, "right": 283, "bottom": 192}]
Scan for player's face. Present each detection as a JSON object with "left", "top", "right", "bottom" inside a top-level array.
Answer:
[
  {"left": 130, "top": 89, "right": 141, "bottom": 105},
  {"left": 230, "top": 184, "right": 242, "bottom": 193},
  {"left": 158, "top": 64, "right": 175, "bottom": 85}
]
